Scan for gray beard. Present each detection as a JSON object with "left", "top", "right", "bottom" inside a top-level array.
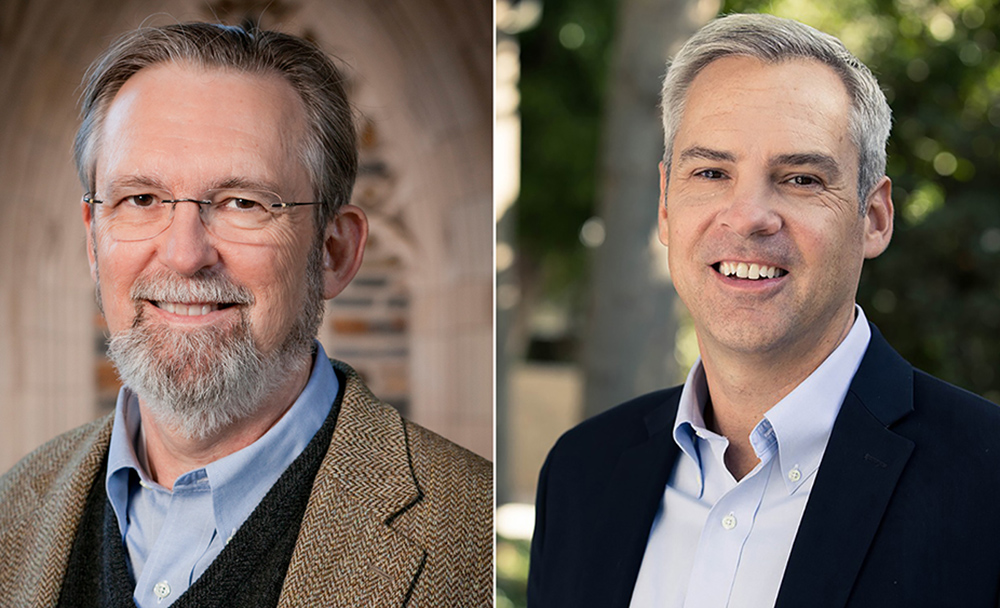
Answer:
[{"left": 104, "top": 248, "right": 324, "bottom": 440}]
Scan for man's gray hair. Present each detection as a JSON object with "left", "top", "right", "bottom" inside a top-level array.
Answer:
[
  {"left": 75, "top": 22, "right": 356, "bottom": 228},
  {"left": 660, "top": 13, "right": 891, "bottom": 211}
]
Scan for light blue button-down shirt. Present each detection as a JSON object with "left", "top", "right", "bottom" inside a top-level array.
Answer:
[
  {"left": 105, "top": 341, "right": 339, "bottom": 608},
  {"left": 630, "top": 308, "right": 872, "bottom": 608}
]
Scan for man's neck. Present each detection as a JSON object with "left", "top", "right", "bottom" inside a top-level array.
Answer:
[
  {"left": 138, "top": 359, "right": 313, "bottom": 490},
  {"left": 699, "top": 309, "right": 856, "bottom": 480}
]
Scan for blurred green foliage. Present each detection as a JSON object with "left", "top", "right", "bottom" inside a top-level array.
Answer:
[
  {"left": 516, "top": 0, "right": 617, "bottom": 300},
  {"left": 517, "top": 0, "right": 1000, "bottom": 402},
  {"left": 496, "top": 535, "right": 531, "bottom": 608}
]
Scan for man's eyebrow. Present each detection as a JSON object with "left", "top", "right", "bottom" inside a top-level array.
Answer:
[
  {"left": 103, "top": 175, "right": 169, "bottom": 193},
  {"left": 772, "top": 153, "right": 842, "bottom": 181},
  {"left": 213, "top": 177, "right": 283, "bottom": 193},
  {"left": 102, "top": 176, "right": 287, "bottom": 198},
  {"left": 677, "top": 146, "right": 736, "bottom": 164}
]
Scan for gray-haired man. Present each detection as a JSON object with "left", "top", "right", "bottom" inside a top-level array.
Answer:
[
  {"left": 0, "top": 23, "right": 491, "bottom": 608},
  {"left": 529, "top": 13, "right": 1000, "bottom": 607}
]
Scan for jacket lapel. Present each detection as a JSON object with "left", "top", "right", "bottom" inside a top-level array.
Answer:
[
  {"left": 582, "top": 393, "right": 681, "bottom": 608},
  {"left": 279, "top": 361, "right": 425, "bottom": 607},
  {"left": 775, "top": 326, "right": 915, "bottom": 608}
]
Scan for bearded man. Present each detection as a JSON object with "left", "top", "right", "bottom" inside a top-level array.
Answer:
[{"left": 0, "top": 23, "right": 491, "bottom": 607}]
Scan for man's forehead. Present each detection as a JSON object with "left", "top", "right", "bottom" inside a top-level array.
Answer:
[
  {"left": 685, "top": 55, "right": 850, "bottom": 108},
  {"left": 107, "top": 61, "right": 304, "bottom": 123},
  {"left": 96, "top": 61, "right": 311, "bottom": 193},
  {"left": 674, "top": 55, "right": 854, "bottom": 160}
]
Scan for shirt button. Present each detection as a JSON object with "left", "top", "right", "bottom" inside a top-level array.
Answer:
[
  {"left": 153, "top": 581, "right": 171, "bottom": 600},
  {"left": 788, "top": 468, "right": 802, "bottom": 482},
  {"left": 721, "top": 513, "right": 737, "bottom": 530}
]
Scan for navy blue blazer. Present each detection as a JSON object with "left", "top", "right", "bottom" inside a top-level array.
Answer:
[{"left": 528, "top": 325, "right": 1000, "bottom": 607}]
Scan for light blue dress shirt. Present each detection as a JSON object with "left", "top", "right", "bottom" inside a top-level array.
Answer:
[
  {"left": 629, "top": 307, "right": 872, "bottom": 608},
  {"left": 105, "top": 341, "right": 339, "bottom": 608}
]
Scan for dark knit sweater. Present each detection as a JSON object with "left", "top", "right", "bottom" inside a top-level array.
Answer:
[{"left": 57, "top": 376, "right": 344, "bottom": 608}]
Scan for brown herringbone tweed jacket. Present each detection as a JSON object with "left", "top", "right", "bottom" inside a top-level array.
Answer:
[{"left": 0, "top": 360, "right": 493, "bottom": 607}]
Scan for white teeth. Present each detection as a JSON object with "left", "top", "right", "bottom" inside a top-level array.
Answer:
[
  {"left": 718, "top": 261, "right": 785, "bottom": 281},
  {"left": 155, "top": 301, "right": 220, "bottom": 316}
]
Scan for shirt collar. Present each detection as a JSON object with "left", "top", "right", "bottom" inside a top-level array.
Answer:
[
  {"left": 672, "top": 306, "right": 872, "bottom": 495},
  {"left": 106, "top": 388, "right": 143, "bottom": 536},
  {"left": 105, "top": 340, "right": 339, "bottom": 539},
  {"left": 673, "top": 361, "right": 711, "bottom": 468}
]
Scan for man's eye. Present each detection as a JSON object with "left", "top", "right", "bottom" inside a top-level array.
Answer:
[
  {"left": 224, "top": 197, "right": 265, "bottom": 211},
  {"left": 695, "top": 169, "right": 725, "bottom": 180},
  {"left": 122, "top": 194, "right": 158, "bottom": 208},
  {"left": 788, "top": 175, "right": 820, "bottom": 187}
]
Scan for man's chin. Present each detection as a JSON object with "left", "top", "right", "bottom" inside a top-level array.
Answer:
[{"left": 108, "top": 317, "right": 270, "bottom": 440}]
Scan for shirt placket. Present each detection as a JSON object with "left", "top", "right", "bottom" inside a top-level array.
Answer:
[
  {"left": 133, "top": 471, "right": 216, "bottom": 608},
  {"left": 682, "top": 424, "right": 777, "bottom": 608}
]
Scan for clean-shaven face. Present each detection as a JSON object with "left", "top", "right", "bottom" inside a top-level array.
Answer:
[{"left": 660, "top": 55, "right": 880, "bottom": 361}]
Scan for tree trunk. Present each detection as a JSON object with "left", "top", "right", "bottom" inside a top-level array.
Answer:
[{"left": 582, "top": 0, "right": 718, "bottom": 418}]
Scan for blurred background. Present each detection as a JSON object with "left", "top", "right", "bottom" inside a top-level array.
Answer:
[
  {"left": 496, "top": 0, "right": 1000, "bottom": 604},
  {"left": 0, "top": 0, "right": 493, "bottom": 472}
]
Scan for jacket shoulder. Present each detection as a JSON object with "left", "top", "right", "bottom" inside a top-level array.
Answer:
[
  {"left": 547, "top": 386, "right": 682, "bottom": 473},
  {"left": 404, "top": 420, "right": 491, "bottom": 496},
  {"left": 907, "top": 369, "right": 1000, "bottom": 454},
  {"left": 396, "top": 420, "right": 492, "bottom": 605},
  {"left": 913, "top": 369, "right": 999, "bottom": 414},
  {"left": 0, "top": 416, "right": 112, "bottom": 528},
  {"left": 0, "top": 415, "right": 112, "bottom": 605},
  {"left": 322, "top": 358, "right": 492, "bottom": 606}
]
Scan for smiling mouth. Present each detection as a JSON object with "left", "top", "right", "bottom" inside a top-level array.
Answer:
[
  {"left": 151, "top": 301, "right": 239, "bottom": 316},
  {"left": 713, "top": 261, "right": 788, "bottom": 281}
]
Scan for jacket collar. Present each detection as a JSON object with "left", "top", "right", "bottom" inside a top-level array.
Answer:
[{"left": 278, "top": 359, "right": 425, "bottom": 607}]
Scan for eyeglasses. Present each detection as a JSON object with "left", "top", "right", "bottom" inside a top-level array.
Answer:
[{"left": 84, "top": 189, "right": 324, "bottom": 244}]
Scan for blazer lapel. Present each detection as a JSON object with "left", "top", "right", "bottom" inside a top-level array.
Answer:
[
  {"left": 279, "top": 362, "right": 425, "bottom": 608},
  {"left": 582, "top": 393, "right": 681, "bottom": 608},
  {"left": 775, "top": 326, "right": 915, "bottom": 608}
]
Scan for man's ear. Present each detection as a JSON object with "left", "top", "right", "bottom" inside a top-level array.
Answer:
[
  {"left": 657, "top": 161, "right": 669, "bottom": 247},
  {"left": 321, "top": 204, "right": 368, "bottom": 299},
  {"left": 863, "top": 176, "right": 893, "bottom": 260},
  {"left": 82, "top": 198, "right": 98, "bottom": 282}
]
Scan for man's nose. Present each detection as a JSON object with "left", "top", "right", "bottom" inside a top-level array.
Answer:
[
  {"left": 717, "top": 177, "right": 782, "bottom": 238},
  {"left": 157, "top": 202, "right": 220, "bottom": 275}
]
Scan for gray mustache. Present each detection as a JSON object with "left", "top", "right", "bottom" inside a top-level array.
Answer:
[{"left": 130, "top": 270, "right": 254, "bottom": 305}]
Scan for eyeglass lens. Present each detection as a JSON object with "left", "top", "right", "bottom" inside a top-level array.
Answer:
[{"left": 93, "top": 190, "right": 303, "bottom": 244}]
